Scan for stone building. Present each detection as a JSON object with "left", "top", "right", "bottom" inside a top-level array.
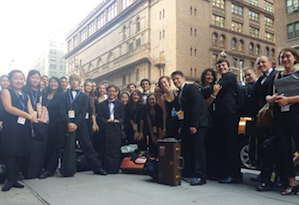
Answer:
[{"left": 65, "top": 0, "right": 276, "bottom": 90}]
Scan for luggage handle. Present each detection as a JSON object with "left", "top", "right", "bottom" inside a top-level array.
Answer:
[{"left": 178, "top": 156, "right": 184, "bottom": 170}]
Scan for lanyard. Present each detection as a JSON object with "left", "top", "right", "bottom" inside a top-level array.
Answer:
[
  {"left": 282, "top": 68, "right": 296, "bottom": 78},
  {"left": 32, "top": 89, "right": 38, "bottom": 110},
  {"left": 13, "top": 90, "right": 25, "bottom": 111},
  {"left": 46, "top": 94, "right": 51, "bottom": 108},
  {"left": 68, "top": 89, "right": 81, "bottom": 109}
]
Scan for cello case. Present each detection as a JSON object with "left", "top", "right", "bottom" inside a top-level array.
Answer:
[{"left": 60, "top": 132, "right": 76, "bottom": 177}]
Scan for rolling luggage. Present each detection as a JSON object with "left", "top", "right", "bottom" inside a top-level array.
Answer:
[{"left": 157, "top": 138, "right": 184, "bottom": 186}]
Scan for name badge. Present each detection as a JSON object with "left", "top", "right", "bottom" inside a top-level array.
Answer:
[
  {"left": 213, "top": 103, "right": 216, "bottom": 112},
  {"left": 153, "top": 126, "right": 157, "bottom": 133},
  {"left": 68, "top": 110, "right": 75, "bottom": 118},
  {"left": 178, "top": 111, "right": 184, "bottom": 120},
  {"left": 17, "top": 117, "right": 26, "bottom": 125},
  {"left": 85, "top": 112, "right": 89, "bottom": 119},
  {"left": 133, "top": 123, "right": 138, "bottom": 131},
  {"left": 281, "top": 105, "right": 290, "bottom": 112}
]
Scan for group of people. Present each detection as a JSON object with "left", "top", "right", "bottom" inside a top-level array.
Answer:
[{"left": 0, "top": 47, "right": 298, "bottom": 196}]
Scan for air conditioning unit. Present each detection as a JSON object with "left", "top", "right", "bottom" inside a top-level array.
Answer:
[{"left": 292, "top": 6, "right": 299, "bottom": 12}]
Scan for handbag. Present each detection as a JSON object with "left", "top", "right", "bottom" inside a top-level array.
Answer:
[{"left": 257, "top": 72, "right": 279, "bottom": 127}]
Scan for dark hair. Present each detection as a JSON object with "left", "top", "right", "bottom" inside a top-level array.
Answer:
[
  {"left": 84, "top": 80, "right": 96, "bottom": 114},
  {"left": 140, "top": 79, "right": 151, "bottom": 86},
  {"left": 0, "top": 75, "right": 9, "bottom": 81},
  {"left": 216, "top": 59, "right": 230, "bottom": 67},
  {"left": 127, "top": 83, "right": 136, "bottom": 89},
  {"left": 158, "top": 76, "right": 171, "bottom": 89},
  {"left": 107, "top": 84, "right": 118, "bottom": 91},
  {"left": 41, "top": 75, "right": 48, "bottom": 79},
  {"left": 171, "top": 71, "right": 184, "bottom": 78},
  {"left": 101, "top": 80, "right": 110, "bottom": 85},
  {"left": 201, "top": 68, "right": 217, "bottom": 86},
  {"left": 278, "top": 47, "right": 299, "bottom": 65},
  {"left": 60, "top": 76, "right": 68, "bottom": 81},
  {"left": 25, "top": 70, "right": 41, "bottom": 91},
  {"left": 45, "top": 77, "right": 62, "bottom": 98},
  {"left": 120, "top": 91, "right": 129, "bottom": 98},
  {"left": 128, "top": 89, "right": 143, "bottom": 110},
  {"left": 146, "top": 93, "right": 157, "bottom": 115},
  {"left": 8, "top": 70, "right": 25, "bottom": 80}
]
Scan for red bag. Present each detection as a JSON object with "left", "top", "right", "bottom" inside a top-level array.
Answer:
[{"left": 120, "top": 156, "right": 147, "bottom": 174}]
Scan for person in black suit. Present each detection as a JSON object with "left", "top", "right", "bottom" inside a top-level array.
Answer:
[
  {"left": 97, "top": 85, "right": 125, "bottom": 174},
  {"left": 214, "top": 59, "right": 241, "bottom": 184},
  {"left": 171, "top": 71, "right": 211, "bottom": 186},
  {"left": 39, "top": 74, "right": 106, "bottom": 179}
]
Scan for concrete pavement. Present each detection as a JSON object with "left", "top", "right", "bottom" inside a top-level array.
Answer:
[{"left": 1, "top": 169, "right": 299, "bottom": 205}]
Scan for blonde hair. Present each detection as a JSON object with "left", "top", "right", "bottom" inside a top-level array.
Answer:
[{"left": 69, "top": 73, "right": 81, "bottom": 83}]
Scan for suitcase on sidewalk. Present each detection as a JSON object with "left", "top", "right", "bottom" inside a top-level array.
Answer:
[{"left": 157, "top": 138, "right": 184, "bottom": 186}]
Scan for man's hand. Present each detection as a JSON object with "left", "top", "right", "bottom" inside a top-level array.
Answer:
[
  {"left": 190, "top": 127, "right": 197, "bottom": 134},
  {"left": 67, "top": 123, "right": 77, "bottom": 132}
]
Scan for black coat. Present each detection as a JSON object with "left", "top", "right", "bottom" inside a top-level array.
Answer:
[{"left": 97, "top": 99, "right": 125, "bottom": 125}]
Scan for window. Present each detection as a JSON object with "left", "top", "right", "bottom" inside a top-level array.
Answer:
[
  {"left": 212, "top": 33, "right": 218, "bottom": 47},
  {"left": 194, "top": 49, "right": 197, "bottom": 57},
  {"left": 97, "top": 12, "right": 106, "bottom": 29},
  {"left": 50, "top": 49, "right": 57, "bottom": 55},
  {"left": 136, "top": 18, "right": 140, "bottom": 32},
  {"left": 265, "top": 32, "right": 274, "bottom": 42},
  {"left": 123, "top": 26, "right": 127, "bottom": 39},
  {"left": 50, "top": 56, "right": 57, "bottom": 62},
  {"left": 136, "top": 38, "right": 141, "bottom": 47},
  {"left": 129, "top": 42, "right": 133, "bottom": 51},
  {"left": 80, "top": 28, "right": 87, "bottom": 42},
  {"left": 122, "top": 0, "right": 133, "bottom": 10},
  {"left": 190, "top": 28, "right": 193, "bottom": 36},
  {"left": 108, "top": 2, "right": 117, "bottom": 21},
  {"left": 50, "top": 64, "right": 57, "bottom": 69},
  {"left": 190, "top": 48, "right": 193, "bottom": 56},
  {"left": 232, "top": 58, "right": 237, "bottom": 68},
  {"left": 248, "top": 0, "right": 258, "bottom": 6},
  {"left": 249, "top": 43, "right": 254, "bottom": 55},
  {"left": 264, "top": 17, "right": 274, "bottom": 27},
  {"left": 220, "top": 35, "right": 225, "bottom": 48},
  {"left": 265, "top": 47, "right": 269, "bottom": 56},
  {"left": 68, "top": 39, "right": 73, "bottom": 51},
  {"left": 287, "top": 0, "right": 299, "bottom": 14},
  {"left": 256, "top": 45, "right": 260, "bottom": 56},
  {"left": 88, "top": 20, "right": 95, "bottom": 36},
  {"left": 74, "top": 35, "right": 78, "bottom": 47},
  {"left": 163, "top": 30, "right": 165, "bottom": 38},
  {"left": 159, "top": 32, "right": 161, "bottom": 40},
  {"left": 212, "top": 0, "right": 225, "bottom": 9},
  {"left": 264, "top": 1, "right": 273, "bottom": 12},
  {"left": 249, "top": 11, "right": 259, "bottom": 21},
  {"left": 239, "top": 40, "right": 244, "bottom": 52},
  {"left": 287, "top": 22, "right": 299, "bottom": 39},
  {"left": 50, "top": 41, "right": 56, "bottom": 47},
  {"left": 60, "top": 58, "right": 64, "bottom": 63},
  {"left": 163, "top": 9, "right": 165, "bottom": 18},
  {"left": 232, "top": 38, "right": 236, "bottom": 50},
  {"left": 231, "top": 21, "right": 243, "bottom": 33},
  {"left": 212, "top": 15, "right": 225, "bottom": 28},
  {"left": 212, "top": 54, "right": 218, "bottom": 65},
  {"left": 194, "top": 29, "right": 197, "bottom": 37},
  {"left": 190, "top": 68, "right": 193, "bottom": 77},
  {"left": 271, "top": 49, "right": 275, "bottom": 59},
  {"left": 231, "top": 4, "right": 243, "bottom": 15},
  {"left": 60, "top": 65, "right": 63, "bottom": 70},
  {"left": 194, "top": 8, "right": 197, "bottom": 16},
  {"left": 190, "top": 7, "right": 192, "bottom": 15},
  {"left": 249, "top": 27, "right": 259, "bottom": 38}
]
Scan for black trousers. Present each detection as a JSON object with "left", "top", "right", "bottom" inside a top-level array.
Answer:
[
  {"left": 215, "top": 112, "right": 241, "bottom": 178},
  {"left": 181, "top": 126, "right": 207, "bottom": 179},
  {"left": 46, "top": 124, "right": 102, "bottom": 174}
]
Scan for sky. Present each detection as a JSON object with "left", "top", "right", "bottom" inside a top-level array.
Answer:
[{"left": 0, "top": 0, "right": 102, "bottom": 76}]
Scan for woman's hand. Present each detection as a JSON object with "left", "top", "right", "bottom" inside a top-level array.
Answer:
[
  {"left": 133, "top": 131, "right": 139, "bottom": 140},
  {"left": 92, "top": 124, "right": 99, "bottom": 133},
  {"left": 275, "top": 94, "right": 289, "bottom": 107},
  {"left": 213, "top": 84, "right": 222, "bottom": 96}
]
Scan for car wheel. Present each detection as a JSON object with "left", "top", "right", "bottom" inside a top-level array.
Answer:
[{"left": 238, "top": 140, "right": 256, "bottom": 169}]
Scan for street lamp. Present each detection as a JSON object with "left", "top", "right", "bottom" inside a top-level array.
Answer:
[{"left": 220, "top": 51, "right": 243, "bottom": 82}]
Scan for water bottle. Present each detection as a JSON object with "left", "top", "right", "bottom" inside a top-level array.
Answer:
[{"left": 171, "top": 107, "right": 176, "bottom": 117}]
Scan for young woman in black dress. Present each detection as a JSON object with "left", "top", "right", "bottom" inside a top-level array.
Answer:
[{"left": 1, "top": 70, "right": 37, "bottom": 191}]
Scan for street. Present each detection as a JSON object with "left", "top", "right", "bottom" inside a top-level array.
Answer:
[{"left": 1, "top": 169, "right": 298, "bottom": 205}]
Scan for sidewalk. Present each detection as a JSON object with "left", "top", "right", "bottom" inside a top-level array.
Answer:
[{"left": 1, "top": 169, "right": 298, "bottom": 205}]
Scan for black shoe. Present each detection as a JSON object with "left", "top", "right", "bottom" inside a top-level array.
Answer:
[
  {"left": 13, "top": 181, "right": 24, "bottom": 189},
  {"left": 219, "top": 176, "right": 242, "bottom": 184},
  {"left": 281, "top": 185, "right": 299, "bottom": 195},
  {"left": 256, "top": 183, "right": 273, "bottom": 191},
  {"left": 39, "top": 171, "right": 53, "bottom": 179},
  {"left": 250, "top": 175, "right": 263, "bottom": 182},
  {"left": 2, "top": 181, "right": 14, "bottom": 192},
  {"left": 190, "top": 178, "right": 206, "bottom": 186},
  {"left": 94, "top": 168, "right": 107, "bottom": 175}
]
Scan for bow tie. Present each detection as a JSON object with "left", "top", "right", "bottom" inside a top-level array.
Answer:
[
  {"left": 143, "top": 93, "right": 149, "bottom": 96},
  {"left": 109, "top": 100, "right": 115, "bottom": 104},
  {"left": 71, "top": 89, "right": 80, "bottom": 92}
]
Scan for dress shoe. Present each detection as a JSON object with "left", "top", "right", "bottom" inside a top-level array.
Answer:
[
  {"left": 13, "top": 181, "right": 24, "bottom": 188},
  {"left": 256, "top": 183, "right": 273, "bottom": 191},
  {"left": 219, "top": 176, "right": 242, "bottom": 184},
  {"left": 94, "top": 168, "right": 107, "bottom": 175},
  {"left": 190, "top": 178, "right": 206, "bottom": 186},
  {"left": 39, "top": 170, "right": 53, "bottom": 179}
]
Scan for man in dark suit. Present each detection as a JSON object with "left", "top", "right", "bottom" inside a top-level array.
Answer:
[
  {"left": 97, "top": 84, "right": 125, "bottom": 174},
  {"left": 171, "top": 71, "right": 211, "bottom": 185},
  {"left": 214, "top": 59, "right": 241, "bottom": 184},
  {"left": 39, "top": 74, "right": 106, "bottom": 179}
]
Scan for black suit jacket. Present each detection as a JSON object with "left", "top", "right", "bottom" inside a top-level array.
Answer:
[
  {"left": 215, "top": 72, "right": 238, "bottom": 117},
  {"left": 97, "top": 99, "right": 125, "bottom": 125},
  {"left": 180, "top": 84, "right": 211, "bottom": 130},
  {"left": 60, "top": 88, "right": 89, "bottom": 127}
]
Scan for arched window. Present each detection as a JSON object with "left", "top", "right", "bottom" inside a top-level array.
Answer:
[
  {"left": 265, "top": 47, "right": 269, "bottom": 56},
  {"left": 239, "top": 39, "right": 244, "bottom": 52},
  {"left": 107, "top": 52, "right": 114, "bottom": 62},
  {"left": 232, "top": 38, "right": 236, "bottom": 50},
  {"left": 136, "top": 17, "right": 140, "bottom": 32},
  {"left": 249, "top": 43, "right": 254, "bottom": 55},
  {"left": 97, "top": 58, "right": 102, "bottom": 67},
  {"left": 212, "top": 33, "right": 218, "bottom": 47},
  {"left": 256, "top": 45, "right": 260, "bottom": 56},
  {"left": 220, "top": 35, "right": 226, "bottom": 48},
  {"left": 136, "top": 68, "right": 140, "bottom": 81},
  {"left": 271, "top": 48, "right": 275, "bottom": 59},
  {"left": 190, "top": 68, "right": 193, "bottom": 77},
  {"left": 88, "top": 63, "right": 93, "bottom": 71}
]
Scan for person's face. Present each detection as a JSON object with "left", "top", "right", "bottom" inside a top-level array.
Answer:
[
  {"left": 70, "top": 78, "right": 80, "bottom": 89},
  {"left": 280, "top": 51, "right": 298, "bottom": 70},
  {"left": 103, "top": 82, "right": 109, "bottom": 88},
  {"left": 217, "top": 62, "right": 230, "bottom": 75},
  {"left": 49, "top": 78, "right": 59, "bottom": 91},
  {"left": 92, "top": 82, "right": 97, "bottom": 91},
  {"left": 98, "top": 85, "right": 106, "bottom": 95},
  {"left": 132, "top": 92, "right": 140, "bottom": 102},
  {"left": 11, "top": 72, "right": 25, "bottom": 90},
  {"left": 204, "top": 71, "right": 214, "bottom": 85},
  {"left": 107, "top": 87, "right": 117, "bottom": 100},
  {"left": 128, "top": 85, "right": 135, "bottom": 93},
  {"left": 42, "top": 77, "right": 49, "bottom": 85},
  {"left": 79, "top": 83, "right": 84, "bottom": 91},
  {"left": 29, "top": 73, "right": 41, "bottom": 88},
  {"left": 147, "top": 95, "right": 156, "bottom": 107},
  {"left": 0, "top": 77, "right": 10, "bottom": 89},
  {"left": 141, "top": 81, "right": 150, "bottom": 92},
  {"left": 172, "top": 74, "right": 185, "bottom": 88},
  {"left": 244, "top": 69, "right": 257, "bottom": 83},
  {"left": 120, "top": 94, "right": 129, "bottom": 105},
  {"left": 256, "top": 57, "right": 272, "bottom": 74},
  {"left": 154, "top": 87, "right": 163, "bottom": 98},
  {"left": 159, "top": 77, "right": 170, "bottom": 91},
  {"left": 84, "top": 82, "right": 93, "bottom": 94},
  {"left": 60, "top": 78, "right": 68, "bottom": 90},
  {"left": 40, "top": 81, "right": 46, "bottom": 90}
]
